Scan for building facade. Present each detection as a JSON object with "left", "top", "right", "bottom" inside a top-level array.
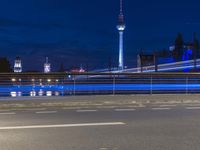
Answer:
[{"left": 14, "top": 57, "right": 22, "bottom": 73}]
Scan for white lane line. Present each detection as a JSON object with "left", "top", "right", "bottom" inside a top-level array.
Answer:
[
  {"left": 76, "top": 110, "right": 98, "bottom": 112},
  {"left": 186, "top": 107, "right": 200, "bottom": 110},
  {"left": 152, "top": 108, "right": 171, "bottom": 110},
  {"left": 115, "top": 108, "right": 136, "bottom": 112},
  {"left": 159, "top": 105, "right": 177, "bottom": 107},
  {"left": 0, "top": 112, "right": 16, "bottom": 115},
  {"left": 0, "top": 110, "right": 11, "bottom": 112},
  {"left": 99, "top": 148, "right": 109, "bottom": 150},
  {"left": 35, "top": 111, "right": 57, "bottom": 114},
  {"left": 0, "top": 122, "right": 125, "bottom": 130},
  {"left": 24, "top": 108, "right": 47, "bottom": 111},
  {"left": 186, "top": 104, "right": 200, "bottom": 107}
]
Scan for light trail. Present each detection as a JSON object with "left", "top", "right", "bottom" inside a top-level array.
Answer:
[{"left": 0, "top": 122, "right": 126, "bottom": 130}]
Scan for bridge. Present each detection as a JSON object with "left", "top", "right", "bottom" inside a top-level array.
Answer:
[
  {"left": 123, "top": 59, "right": 200, "bottom": 73},
  {"left": 0, "top": 72, "right": 200, "bottom": 97},
  {"left": 93, "top": 59, "right": 200, "bottom": 73}
]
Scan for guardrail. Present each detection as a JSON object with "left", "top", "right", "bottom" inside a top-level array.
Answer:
[{"left": 0, "top": 72, "right": 200, "bottom": 97}]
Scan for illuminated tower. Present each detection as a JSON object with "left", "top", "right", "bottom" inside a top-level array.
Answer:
[
  {"left": 14, "top": 56, "right": 22, "bottom": 72},
  {"left": 117, "top": 0, "right": 126, "bottom": 71},
  {"left": 44, "top": 57, "right": 51, "bottom": 73}
]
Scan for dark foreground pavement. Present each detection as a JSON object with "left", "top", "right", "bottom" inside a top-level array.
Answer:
[{"left": 0, "top": 105, "right": 200, "bottom": 150}]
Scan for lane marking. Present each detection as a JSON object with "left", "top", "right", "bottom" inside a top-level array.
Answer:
[
  {"left": 24, "top": 108, "right": 47, "bottom": 111},
  {"left": 186, "top": 107, "right": 200, "bottom": 110},
  {"left": 62, "top": 107, "right": 81, "bottom": 110},
  {"left": 115, "top": 108, "right": 136, "bottom": 112},
  {"left": 0, "top": 112, "right": 16, "bottom": 115},
  {"left": 36, "top": 111, "right": 57, "bottom": 114},
  {"left": 0, "top": 110, "right": 11, "bottom": 112},
  {"left": 152, "top": 108, "right": 171, "bottom": 110},
  {"left": 76, "top": 110, "right": 98, "bottom": 112},
  {"left": 159, "top": 105, "right": 177, "bottom": 107},
  {"left": 186, "top": 104, "right": 200, "bottom": 107},
  {"left": 0, "top": 122, "right": 125, "bottom": 130}
]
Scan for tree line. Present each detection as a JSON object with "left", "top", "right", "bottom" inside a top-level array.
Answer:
[
  {"left": 0, "top": 57, "right": 12, "bottom": 73},
  {"left": 173, "top": 32, "right": 200, "bottom": 61}
]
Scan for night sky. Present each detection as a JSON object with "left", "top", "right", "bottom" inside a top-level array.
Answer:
[{"left": 0, "top": 0, "right": 200, "bottom": 71}]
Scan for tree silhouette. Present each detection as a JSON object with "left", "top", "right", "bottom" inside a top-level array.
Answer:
[
  {"left": 0, "top": 57, "right": 12, "bottom": 72},
  {"left": 193, "top": 32, "right": 199, "bottom": 70},
  {"left": 173, "top": 33, "right": 184, "bottom": 61},
  {"left": 58, "top": 62, "right": 65, "bottom": 72}
]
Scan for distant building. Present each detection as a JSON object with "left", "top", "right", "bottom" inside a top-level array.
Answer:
[
  {"left": 137, "top": 54, "right": 156, "bottom": 72},
  {"left": 14, "top": 57, "right": 22, "bottom": 73},
  {"left": 44, "top": 57, "right": 51, "bottom": 73}
]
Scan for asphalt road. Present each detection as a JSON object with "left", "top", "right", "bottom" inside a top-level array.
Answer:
[{"left": 0, "top": 104, "right": 200, "bottom": 150}]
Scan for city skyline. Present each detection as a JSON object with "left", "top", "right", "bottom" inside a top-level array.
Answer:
[{"left": 0, "top": 0, "right": 200, "bottom": 71}]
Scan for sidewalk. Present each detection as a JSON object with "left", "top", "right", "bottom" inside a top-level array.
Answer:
[{"left": 0, "top": 94, "right": 200, "bottom": 110}]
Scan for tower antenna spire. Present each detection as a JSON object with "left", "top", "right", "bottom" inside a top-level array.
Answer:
[
  {"left": 118, "top": 0, "right": 125, "bottom": 26},
  {"left": 120, "top": 0, "right": 123, "bottom": 14}
]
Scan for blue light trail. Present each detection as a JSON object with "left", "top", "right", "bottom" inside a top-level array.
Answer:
[{"left": 1, "top": 82, "right": 200, "bottom": 97}]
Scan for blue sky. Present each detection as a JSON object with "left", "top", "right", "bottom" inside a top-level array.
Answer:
[{"left": 0, "top": 0, "right": 200, "bottom": 71}]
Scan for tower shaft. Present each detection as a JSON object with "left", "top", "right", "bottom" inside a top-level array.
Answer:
[{"left": 119, "top": 31, "right": 124, "bottom": 70}]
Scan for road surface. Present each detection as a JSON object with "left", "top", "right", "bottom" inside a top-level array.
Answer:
[{"left": 0, "top": 103, "right": 200, "bottom": 150}]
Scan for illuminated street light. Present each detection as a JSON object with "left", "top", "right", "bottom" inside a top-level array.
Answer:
[{"left": 11, "top": 78, "right": 16, "bottom": 82}]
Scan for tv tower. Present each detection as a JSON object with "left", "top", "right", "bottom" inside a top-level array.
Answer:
[{"left": 117, "top": 0, "right": 126, "bottom": 71}]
